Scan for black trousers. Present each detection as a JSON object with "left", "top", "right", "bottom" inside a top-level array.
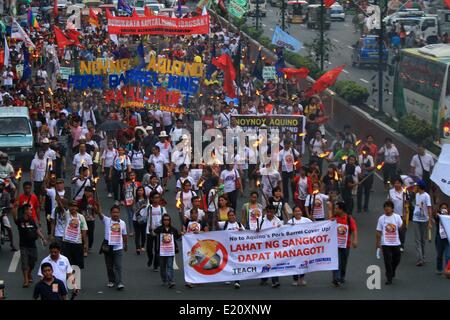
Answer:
[
  {"left": 357, "top": 174, "right": 374, "bottom": 211},
  {"left": 226, "top": 190, "right": 238, "bottom": 212},
  {"left": 111, "top": 169, "right": 124, "bottom": 201},
  {"left": 62, "top": 242, "right": 84, "bottom": 269},
  {"left": 86, "top": 220, "right": 95, "bottom": 249},
  {"left": 333, "top": 248, "right": 349, "bottom": 283},
  {"left": 146, "top": 234, "right": 159, "bottom": 269},
  {"left": 282, "top": 171, "right": 294, "bottom": 202},
  {"left": 382, "top": 245, "right": 401, "bottom": 281},
  {"left": 133, "top": 221, "right": 147, "bottom": 250},
  {"left": 383, "top": 163, "right": 397, "bottom": 184}
]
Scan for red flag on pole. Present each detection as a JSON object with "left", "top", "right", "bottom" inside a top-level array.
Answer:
[
  {"left": 324, "top": 0, "right": 336, "bottom": 8},
  {"left": 144, "top": 6, "right": 154, "bottom": 17},
  {"left": 212, "top": 54, "right": 236, "bottom": 98},
  {"left": 54, "top": 0, "right": 58, "bottom": 17},
  {"left": 89, "top": 8, "right": 100, "bottom": 27},
  {"left": 105, "top": 8, "right": 113, "bottom": 19},
  {"left": 306, "top": 65, "right": 345, "bottom": 97},
  {"left": 280, "top": 67, "right": 310, "bottom": 79},
  {"left": 54, "top": 26, "right": 73, "bottom": 48},
  {"left": 132, "top": 8, "right": 139, "bottom": 18}
]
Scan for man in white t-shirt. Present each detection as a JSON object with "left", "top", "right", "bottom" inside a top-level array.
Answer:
[
  {"left": 38, "top": 243, "right": 76, "bottom": 292},
  {"left": 73, "top": 143, "right": 93, "bottom": 177},
  {"left": 278, "top": 140, "right": 300, "bottom": 202},
  {"left": 259, "top": 205, "right": 283, "bottom": 288},
  {"left": 412, "top": 181, "right": 432, "bottom": 267},
  {"left": 98, "top": 205, "right": 128, "bottom": 290},
  {"left": 2, "top": 67, "right": 14, "bottom": 87},
  {"left": 378, "top": 138, "right": 400, "bottom": 188},
  {"left": 376, "top": 200, "right": 403, "bottom": 285},
  {"left": 145, "top": 192, "right": 166, "bottom": 271},
  {"left": 410, "top": 145, "right": 434, "bottom": 192}
]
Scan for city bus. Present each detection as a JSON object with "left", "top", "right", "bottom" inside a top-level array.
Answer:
[{"left": 393, "top": 44, "right": 450, "bottom": 143}]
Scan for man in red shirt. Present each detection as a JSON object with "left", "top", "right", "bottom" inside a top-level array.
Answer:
[
  {"left": 330, "top": 201, "right": 358, "bottom": 287},
  {"left": 358, "top": 134, "right": 378, "bottom": 159},
  {"left": 16, "top": 181, "right": 41, "bottom": 226}
]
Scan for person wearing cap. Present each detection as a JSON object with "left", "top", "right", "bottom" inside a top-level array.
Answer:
[
  {"left": 61, "top": 201, "right": 88, "bottom": 269},
  {"left": 0, "top": 152, "right": 15, "bottom": 181},
  {"left": 143, "top": 126, "right": 158, "bottom": 156},
  {"left": 412, "top": 180, "right": 433, "bottom": 267},
  {"left": 30, "top": 149, "right": 51, "bottom": 202}
]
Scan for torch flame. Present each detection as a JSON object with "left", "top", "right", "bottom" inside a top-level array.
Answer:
[
  {"left": 48, "top": 88, "right": 53, "bottom": 96},
  {"left": 256, "top": 90, "right": 260, "bottom": 96},
  {"left": 402, "top": 187, "right": 407, "bottom": 193},
  {"left": 176, "top": 198, "right": 182, "bottom": 209},
  {"left": 355, "top": 139, "right": 362, "bottom": 146},
  {"left": 256, "top": 180, "right": 261, "bottom": 187},
  {"left": 341, "top": 155, "right": 348, "bottom": 161},
  {"left": 198, "top": 180, "right": 204, "bottom": 188},
  {"left": 298, "top": 132, "right": 306, "bottom": 137},
  {"left": 319, "top": 151, "right": 331, "bottom": 158},
  {"left": 313, "top": 189, "right": 319, "bottom": 195},
  {"left": 94, "top": 177, "right": 100, "bottom": 185},
  {"left": 334, "top": 171, "right": 339, "bottom": 181},
  {"left": 15, "top": 168, "right": 22, "bottom": 180},
  {"left": 376, "top": 162, "right": 385, "bottom": 170}
]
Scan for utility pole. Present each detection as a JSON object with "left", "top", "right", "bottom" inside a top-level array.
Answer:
[
  {"left": 377, "top": 0, "right": 386, "bottom": 116},
  {"left": 256, "top": 0, "right": 260, "bottom": 30},
  {"left": 320, "top": 0, "right": 324, "bottom": 71},
  {"left": 281, "top": 0, "right": 286, "bottom": 31}
]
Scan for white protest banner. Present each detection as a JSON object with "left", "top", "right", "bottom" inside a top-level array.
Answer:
[
  {"left": 182, "top": 220, "right": 338, "bottom": 284},
  {"left": 262, "top": 66, "right": 277, "bottom": 82},
  {"left": 439, "top": 215, "right": 450, "bottom": 245},
  {"left": 60, "top": 67, "right": 74, "bottom": 80},
  {"left": 431, "top": 144, "right": 450, "bottom": 196}
]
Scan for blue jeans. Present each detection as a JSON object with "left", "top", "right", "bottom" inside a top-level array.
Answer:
[
  {"left": 126, "top": 206, "right": 134, "bottom": 234},
  {"left": 160, "top": 256, "right": 174, "bottom": 283},
  {"left": 435, "top": 231, "right": 450, "bottom": 272}
]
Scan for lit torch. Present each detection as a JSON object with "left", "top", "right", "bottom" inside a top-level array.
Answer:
[
  {"left": 355, "top": 139, "right": 362, "bottom": 146},
  {"left": 312, "top": 189, "right": 319, "bottom": 195},
  {"left": 298, "top": 132, "right": 306, "bottom": 137},
  {"left": 341, "top": 155, "right": 348, "bottom": 161},
  {"left": 376, "top": 162, "right": 385, "bottom": 170},
  {"left": 176, "top": 198, "right": 182, "bottom": 209},
  {"left": 334, "top": 171, "right": 339, "bottom": 181},
  {"left": 256, "top": 180, "right": 261, "bottom": 188},
  {"left": 319, "top": 151, "right": 331, "bottom": 158},
  {"left": 15, "top": 168, "right": 22, "bottom": 180}
]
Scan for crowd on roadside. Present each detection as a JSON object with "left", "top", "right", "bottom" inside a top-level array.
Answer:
[{"left": 0, "top": 2, "right": 448, "bottom": 301}]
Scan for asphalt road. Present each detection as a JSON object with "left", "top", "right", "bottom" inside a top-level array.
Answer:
[
  {"left": 1, "top": 163, "right": 449, "bottom": 300},
  {"left": 252, "top": 6, "right": 396, "bottom": 117}
]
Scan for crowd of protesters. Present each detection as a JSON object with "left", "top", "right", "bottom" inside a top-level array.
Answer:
[{"left": 0, "top": 1, "right": 448, "bottom": 300}]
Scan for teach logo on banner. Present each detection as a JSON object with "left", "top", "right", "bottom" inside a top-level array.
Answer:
[{"left": 182, "top": 221, "right": 338, "bottom": 284}]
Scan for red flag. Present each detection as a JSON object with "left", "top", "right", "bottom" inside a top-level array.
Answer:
[
  {"left": 65, "top": 29, "right": 84, "bottom": 48},
  {"left": 212, "top": 54, "right": 236, "bottom": 98},
  {"left": 306, "top": 65, "right": 345, "bottom": 97},
  {"left": 144, "top": 6, "right": 154, "bottom": 17},
  {"left": 445, "top": 0, "right": 450, "bottom": 8},
  {"left": 132, "top": 8, "right": 139, "bottom": 18},
  {"left": 54, "top": 26, "right": 73, "bottom": 48},
  {"left": 89, "top": 8, "right": 99, "bottom": 27},
  {"left": 54, "top": 0, "right": 58, "bottom": 17},
  {"left": 280, "top": 67, "right": 310, "bottom": 80},
  {"left": 105, "top": 8, "right": 113, "bottom": 19},
  {"left": 324, "top": 0, "right": 336, "bottom": 7}
]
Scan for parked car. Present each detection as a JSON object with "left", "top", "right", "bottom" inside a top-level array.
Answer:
[{"left": 351, "top": 35, "right": 389, "bottom": 68}]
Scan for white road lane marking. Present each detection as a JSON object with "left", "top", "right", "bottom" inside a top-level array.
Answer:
[
  {"left": 270, "top": 28, "right": 274, "bottom": 31},
  {"left": 332, "top": 39, "right": 340, "bottom": 43},
  {"left": 344, "top": 23, "right": 350, "bottom": 27},
  {"left": 328, "top": 61, "right": 332, "bottom": 65},
  {"left": 360, "top": 78, "right": 369, "bottom": 83},
  {"left": 343, "top": 69, "right": 349, "bottom": 74},
  {"left": 262, "top": 24, "right": 267, "bottom": 27},
  {"left": 8, "top": 251, "right": 21, "bottom": 273},
  {"left": 347, "top": 45, "right": 354, "bottom": 49}
]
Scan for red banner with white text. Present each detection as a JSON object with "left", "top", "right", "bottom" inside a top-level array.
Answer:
[{"left": 107, "top": 14, "right": 210, "bottom": 35}]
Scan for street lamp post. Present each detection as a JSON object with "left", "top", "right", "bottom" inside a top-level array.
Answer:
[
  {"left": 281, "top": 0, "right": 286, "bottom": 31},
  {"left": 377, "top": 0, "right": 386, "bottom": 116},
  {"left": 256, "top": 0, "right": 260, "bottom": 30},
  {"left": 320, "top": 0, "right": 324, "bottom": 71}
]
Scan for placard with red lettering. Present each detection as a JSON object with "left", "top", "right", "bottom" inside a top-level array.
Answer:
[{"left": 182, "top": 221, "right": 338, "bottom": 283}]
